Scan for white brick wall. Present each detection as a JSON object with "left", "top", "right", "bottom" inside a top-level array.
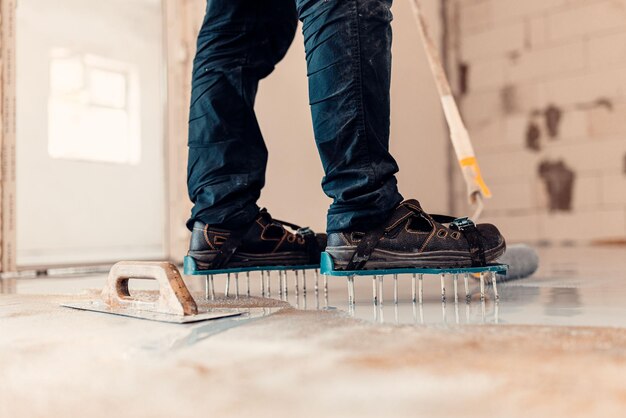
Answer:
[
  {"left": 452, "top": 0, "right": 626, "bottom": 243},
  {"left": 548, "top": 1, "right": 626, "bottom": 42},
  {"left": 507, "top": 41, "right": 586, "bottom": 82},
  {"left": 588, "top": 102, "right": 626, "bottom": 136},
  {"left": 462, "top": 22, "right": 525, "bottom": 60},
  {"left": 588, "top": 31, "right": 626, "bottom": 68}
]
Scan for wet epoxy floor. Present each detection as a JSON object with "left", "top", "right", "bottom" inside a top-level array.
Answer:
[
  {"left": 3, "top": 246, "right": 626, "bottom": 418},
  {"left": 3, "top": 246, "right": 626, "bottom": 328},
  {"left": 188, "top": 245, "right": 626, "bottom": 327},
  {"left": 320, "top": 245, "right": 626, "bottom": 328}
]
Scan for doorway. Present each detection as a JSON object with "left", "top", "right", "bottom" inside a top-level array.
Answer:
[{"left": 16, "top": 0, "right": 167, "bottom": 267}]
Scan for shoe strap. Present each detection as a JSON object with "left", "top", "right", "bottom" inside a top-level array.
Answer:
[
  {"left": 448, "top": 217, "right": 486, "bottom": 267},
  {"left": 212, "top": 214, "right": 322, "bottom": 268},
  {"left": 298, "top": 227, "right": 322, "bottom": 263},
  {"left": 273, "top": 218, "right": 302, "bottom": 231},
  {"left": 210, "top": 221, "right": 256, "bottom": 270},
  {"left": 346, "top": 202, "right": 487, "bottom": 270},
  {"left": 346, "top": 203, "right": 419, "bottom": 271},
  {"left": 346, "top": 223, "right": 387, "bottom": 271},
  {"left": 430, "top": 215, "right": 486, "bottom": 266},
  {"left": 274, "top": 218, "right": 321, "bottom": 262},
  {"left": 415, "top": 211, "right": 487, "bottom": 267}
]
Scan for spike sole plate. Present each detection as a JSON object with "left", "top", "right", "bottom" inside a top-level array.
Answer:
[
  {"left": 319, "top": 252, "right": 507, "bottom": 276},
  {"left": 183, "top": 256, "right": 319, "bottom": 276}
]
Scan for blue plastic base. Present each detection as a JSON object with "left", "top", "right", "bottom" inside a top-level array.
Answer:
[
  {"left": 183, "top": 256, "right": 319, "bottom": 276},
  {"left": 319, "top": 252, "right": 507, "bottom": 277}
]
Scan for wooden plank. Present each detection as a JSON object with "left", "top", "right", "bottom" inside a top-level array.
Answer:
[{"left": 0, "top": 0, "right": 17, "bottom": 272}]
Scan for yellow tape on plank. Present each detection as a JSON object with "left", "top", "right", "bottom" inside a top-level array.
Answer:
[{"left": 459, "top": 157, "right": 492, "bottom": 199}]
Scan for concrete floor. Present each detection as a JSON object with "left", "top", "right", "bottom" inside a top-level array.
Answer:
[{"left": 2, "top": 246, "right": 626, "bottom": 417}]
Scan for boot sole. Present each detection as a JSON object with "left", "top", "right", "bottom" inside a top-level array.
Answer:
[
  {"left": 188, "top": 250, "right": 312, "bottom": 271},
  {"left": 326, "top": 241, "right": 506, "bottom": 270}
]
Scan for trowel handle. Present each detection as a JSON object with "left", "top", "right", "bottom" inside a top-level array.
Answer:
[{"left": 102, "top": 261, "right": 198, "bottom": 316}]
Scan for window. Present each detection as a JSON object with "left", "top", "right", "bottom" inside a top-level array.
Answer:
[{"left": 48, "top": 49, "right": 141, "bottom": 164}]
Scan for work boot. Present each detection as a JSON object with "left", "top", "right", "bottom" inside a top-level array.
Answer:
[
  {"left": 188, "top": 209, "right": 327, "bottom": 270},
  {"left": 326, "top": 199, "right": 506, "bottom": 270}
]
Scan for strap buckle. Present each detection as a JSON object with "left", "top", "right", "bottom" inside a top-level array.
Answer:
[
  {"left": 450, "top": 217, "right": 475, "bottom": 231},
  {"left": 297, "top": 227, "right": 314, "bottom": 237}
]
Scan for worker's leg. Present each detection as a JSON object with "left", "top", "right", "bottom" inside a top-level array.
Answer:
[
  {"left": 296, "top": 0, "right": 404, "bottom": 233},
  {"left": 187, "top": 0, "right": 327, "bottom": 271},
  {"left": 297, "top": 0, "right": 506, "bottom": 271},
  {"left": 187, "top": 0, "right": 298, "bottom": 230}
]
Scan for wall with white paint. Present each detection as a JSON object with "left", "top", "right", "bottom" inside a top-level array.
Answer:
[{"left": 16, "top": 0, "right": 167, "bottom": 266}]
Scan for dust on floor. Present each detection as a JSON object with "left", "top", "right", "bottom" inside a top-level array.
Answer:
[{"left": 1, "top": 291, "right": 625, "bottom": 418}]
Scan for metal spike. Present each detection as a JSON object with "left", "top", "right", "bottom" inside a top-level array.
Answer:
[
  {"left": 302, "top": 270, "right": 307, "bottom": 295},
  {"left": 246, "top": 272, "right": 251, "bottom": 297},
  {"left": 492, "top": 272, "right": 500, "bottom": 301},
  {"left": 324, "top": 273, "right": 328, "bottom": 297},
  {"left": 455, "top": 299, "right": 460, "bottom": 324},
  {"left": 394, "top": 303, "right": 399, "bottom": 324},
  {"left": 373, "top": 298, "right": 378, "bottom": 322},
  {"left": 276, "top": 271, "right": 281, "bottom": 299},
  {"left": 205, "top": 275, "right": 211, "bottom": 301},
  {"left": 294, "top": 271, "right": 301, "bottom": 309},
  {"left": 323, "top": 274, "right": 329, "bottom": 308},
  {"left": 480, "top": 272, "right": 486, "bottom": 302},
  {"left": 210, "top": 275, "right": 215, "bottom": 300},
  {"left": 266, "top": 270, "right": 271, "bottom": 297},
  {"left": 393, "top": 274, "right": 398, "bottom": 304},
  {"left": 348, "top": 276, "right": 355, "bottom": 305},
  {"left": 225, "top": 273, "right": 231, "bottom": 297},
  {"left": 378, "top": 275, "right": 384, "bottom": 306},
  {"left": 314, "top": 269, "right": 319, "bottom": 294},
  {"left": 440, "top": 274, "right": 446, "bottom": 302},
  {"left": 303, "top": 285, "right": 308, "bottom": 310},
  {"left": 481, "top": 297, "right": 486, "bottom": 323},
  {"left": 283, "top": 270, "right": 288, "bottom": 297},
  {"left": 418, "top": 274, "right": 424, "bottom": 304},
  {"left": 260, "top": 270, "right": 265, "bottom": 297},
  {"left": 495, "top": 300, "right": 500, "bottom": 324},
  {"left": 372, "top": 276, "right": 378, "bottom": 305},
  {"left": 235, "top": 273, "right": 240, "bottom": 299},
  {"left": 315, "top": 279, "right": 320, "bottom": 310},
  {"left": 453, "top": 274, "right": 459, "bottom": 304},
  {"left": 464, "top": 273, "right": 470, "bottom": 303},
  {"left": 441, "top": 300, "right": 447, "bottom": 323},
  {"left": 412, "top": 273, "right": 417, "bottom": 303}
]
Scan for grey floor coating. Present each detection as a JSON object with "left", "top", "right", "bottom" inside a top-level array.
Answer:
[
  {"left": 3, "top": 246, "right": 626, "bottom": 418},
  {"left": 3, "top": 246, "right": 626, "bottom": 328}
]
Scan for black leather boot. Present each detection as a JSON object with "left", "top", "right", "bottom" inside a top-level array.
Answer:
[
  {"left": 326, "top": 200, "right": 506, "bottom": 270},
  {"left": 188, "top": 209, "right": 327, "bottom": 270}
]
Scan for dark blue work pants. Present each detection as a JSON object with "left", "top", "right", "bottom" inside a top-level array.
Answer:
[{"left": 187, "top": 0, "right": 403, "bottom": 232}]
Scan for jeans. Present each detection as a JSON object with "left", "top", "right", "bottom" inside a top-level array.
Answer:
[{"left": 187, "top": 0, "right": 403, "bottom": 233}]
